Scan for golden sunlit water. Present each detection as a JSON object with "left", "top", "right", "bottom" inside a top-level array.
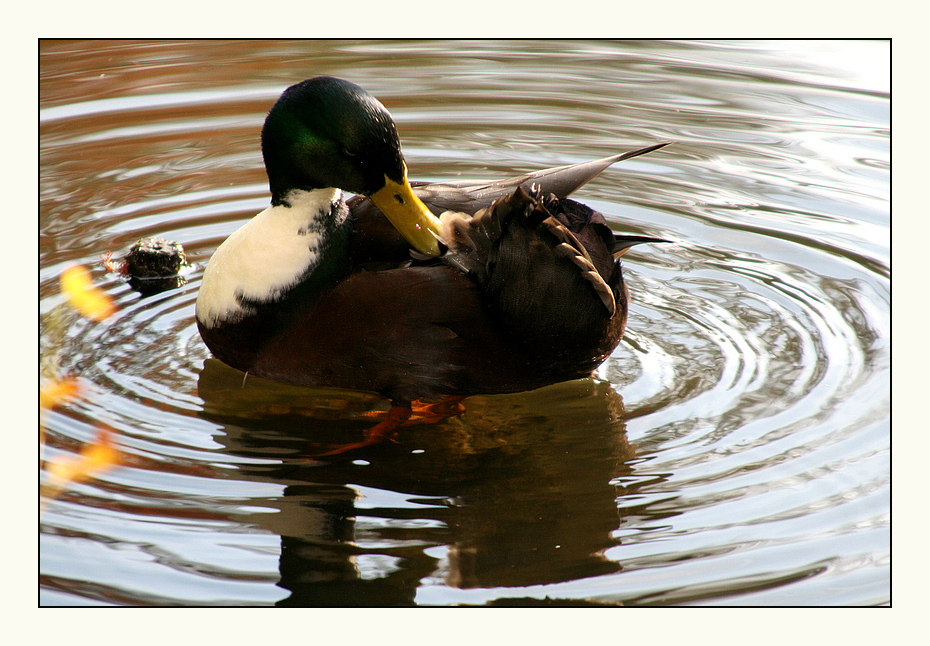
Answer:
[{"left": 40, "top": 39, "right": 889, "bottom": 606}]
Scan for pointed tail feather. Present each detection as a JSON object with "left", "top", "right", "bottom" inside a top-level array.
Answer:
[
  {"left": 443, "top": 142, "right": 673, "bottom": 201},
  {"left": 611, "top": 235, "right": 671, "bottom": 259}
]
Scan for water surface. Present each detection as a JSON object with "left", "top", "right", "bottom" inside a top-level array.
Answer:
[{"left": 39, "top": 39, "right": 889, "bottom": 606}]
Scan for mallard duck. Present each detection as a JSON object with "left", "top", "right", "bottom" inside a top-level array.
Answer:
[{"left": 196, "top": 76, "right": 668, "bottom": 450}]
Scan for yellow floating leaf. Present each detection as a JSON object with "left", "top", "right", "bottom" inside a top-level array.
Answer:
[
  {"left": 40, "top": 378, "right": 82, "bottom": 410},
  {"left": 60, "top": 265, "right": 115, "bottom": 321},
  {"left": 40, "top": 378, "right": 83, "bottom": 462},
  {"left": 42, "top": 427, "right": 120, "bottom": 504}
]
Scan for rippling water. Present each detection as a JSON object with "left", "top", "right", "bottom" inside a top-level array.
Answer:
[{"left": 39, "top": 40, "right": 889, "bottom": 606}]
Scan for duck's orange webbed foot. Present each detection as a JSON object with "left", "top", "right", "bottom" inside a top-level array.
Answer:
[
  {"left": 307, "top": 396, "right": 467, "bottom": 459},
  {"left": 404, "top": 396, "right": 466, "bottom": 425},
  {"left": 310, "top": 403, "right": 413, "bottom": 458},
  {"left": 357, "top": 396, "right": 466, "bottom": 425}
]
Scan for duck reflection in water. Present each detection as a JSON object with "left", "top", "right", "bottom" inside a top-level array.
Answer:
[{"left": 198, "top": 359, "right": 642, "bottom": 605}]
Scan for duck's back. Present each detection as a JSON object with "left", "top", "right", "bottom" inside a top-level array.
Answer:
[{"left": 437, "top": 187, "right": 629, "bottom": 381}]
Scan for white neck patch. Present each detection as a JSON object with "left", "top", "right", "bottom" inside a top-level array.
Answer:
[{"left": 196, "top": 187, "right": 342, "bottom": 327}]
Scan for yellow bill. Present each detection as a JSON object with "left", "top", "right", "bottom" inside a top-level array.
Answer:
[{"left": 369, "top": 166, "right": 444, "bottom": 257}]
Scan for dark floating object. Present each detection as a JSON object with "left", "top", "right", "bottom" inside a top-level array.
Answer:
[
  {"left": 195, "top": 76, "right": 671, "bottom": 453},
  {"left": 125, "top": 237, "right": 187, "bottom": 278},
  {"left": 104, "top": 237, "right": 189, "bottom": 296}
]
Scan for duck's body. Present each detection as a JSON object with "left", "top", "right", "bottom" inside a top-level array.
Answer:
[{"left": 196, "top": 77, "right": 667, "bottom": 413}]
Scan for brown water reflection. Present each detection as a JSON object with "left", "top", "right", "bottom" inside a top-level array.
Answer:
[{"left": 200, "top": 360, "right": 636, "bottom": 604}]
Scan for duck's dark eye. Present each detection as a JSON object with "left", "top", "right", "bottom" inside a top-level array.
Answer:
[{"left": 342, "top": 146, "right": 357, "bottom": 158}]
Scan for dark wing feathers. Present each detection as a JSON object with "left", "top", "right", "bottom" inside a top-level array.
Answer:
[
  {"left": 347, "top": 143, "right": 671, "bottom": 265},
  {"left": 334, "top": 144, "right": 671, "bottom": 395}
]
